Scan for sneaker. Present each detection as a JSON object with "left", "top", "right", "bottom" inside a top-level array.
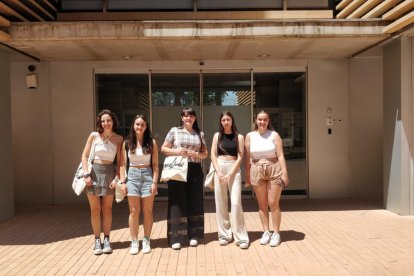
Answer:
[
  {"left": 239, "top": 242, "right": 249, "bottom": 249},
  {"left": 269, "top": 233, "right": 281, "bottom": 247},
  {"left": 130, "top": 240, "right": 139, "bottom": 255},
  {"left": 189, "top": 239, "right": 198, "bottom": 247},
  {"left": 171, "top": 243, "right": 181, "bottom": 250},
  {"left": 259, "top": 231, "right": 271, "bottom": 245},
  {"left": 102, "top": 237, "right": 113, "bottom": 254},
  {"left": 219, "top": 238, "right": 229, "bottom": 246},
  {"left": 93, "top": 238, "right": 103, "bottom": 255},
  {"left": 142, "top": 237, "right": 151, "bottom": 254}
]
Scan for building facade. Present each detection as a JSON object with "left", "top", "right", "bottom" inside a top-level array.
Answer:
[{"left": 0, "top": 0, "right": 413, "bottom": 221}]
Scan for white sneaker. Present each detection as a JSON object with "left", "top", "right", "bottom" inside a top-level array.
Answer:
[
  {"left": 260, "top": 231, "right": 271, "bottom": 245},
  {"left": 130, "top": 240, "right": 139, "bottom": 255},
  {"left": 142, "top": 237, "right": 151, "bottom": 254},
  {"left": 239, "top": 242, "right": 249, "bottom": 249},
  {"left": 219, "top": 238, "right": 229, "bottom": 246},
  {"left": 269, "top": 233, "right": 281, "bottom": 247},
  {"left": 93, "top": 238, "right": 103, "bottom": 255},
  {"left": 171, "top": 243, "right": 181, "bottom": 250},
  {"left": 189, "top": 239, "right": 198, "bottom": 247}
]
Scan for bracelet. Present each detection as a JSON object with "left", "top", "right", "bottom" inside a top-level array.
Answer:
[
  {"left": 83, "top": 173, "right": 90, "bottom": 178},
  {"left": 118, "top": 181, "right": 126, "bottom": 185}
]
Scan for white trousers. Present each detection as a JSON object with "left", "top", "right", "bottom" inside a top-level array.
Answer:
[{"left": 214, "top": 160, "right": 249, "bottom": 244}]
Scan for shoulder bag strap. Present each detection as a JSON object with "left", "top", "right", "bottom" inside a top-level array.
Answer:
[
  {"left": 174, "top": 127, "right": 181, "bottom": 148},
  {"left": 88, "top": 132, "right": 98, "bottom": 163}
]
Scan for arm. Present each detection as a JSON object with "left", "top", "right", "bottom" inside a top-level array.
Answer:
[
  {"left": 119, "top": 141, "right": 128, "bottom": 194},
  {"left": 244, "top": 133, "right": 251, "bottom": 187},
  {"left": 160, "top": 128, "right": 187, "bottom": 157},
  {"left": 81, "top": 132, "right": 96, "bottom": 186},
  {"left": 110, "top": 136, "right": 124, "bottom": 189},
  {"left": 275, "top": 132, "right": 289, "bottom": 186},
  {"left": 151, "top": 139, "right": 159, "bottom": 194},
  {"left": 210, "top": 133, "right": 223, "bottom": 179}
]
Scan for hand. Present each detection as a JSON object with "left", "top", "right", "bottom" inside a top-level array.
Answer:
[
  {"left": 245, "top": 178, "right": 252, "bottom": 188},
  {"left": 84, "top": 176, "right": 93, "bottom": 186},
  {"left": 109, "top": 178, "right": 117, "bottom": 189},
  {"left": 281, "top": 175, "right": 289, "bottom": 187},
  {"left": 187, "top": 149, "right": 199, "bottom": 158},
  {"left": 177, "top": 148, "right": 188, "bottom": 156},
  {"left": 151, "top": 183, "right": 158, "bottom": 195}
]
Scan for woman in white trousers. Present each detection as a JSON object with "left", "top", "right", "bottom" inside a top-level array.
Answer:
[{"left": 210, "top": 111, "right": 249, "bottom": 249}]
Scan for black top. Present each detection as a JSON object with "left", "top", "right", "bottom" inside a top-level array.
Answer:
[{"left": 217, "top": 133, "right": 238, "bottom": 157}]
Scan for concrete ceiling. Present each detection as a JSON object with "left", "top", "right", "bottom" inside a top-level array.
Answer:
[{"left": 5, "top": 20, "right": 389, "bottom": 61}]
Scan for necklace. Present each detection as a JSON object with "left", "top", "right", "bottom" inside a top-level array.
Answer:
[{"left": 102, "top": 133, "right": 113, "bottom": 144}]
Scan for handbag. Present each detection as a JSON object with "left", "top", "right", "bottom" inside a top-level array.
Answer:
[
  {"left": 115, "top": 183, "right": 126, "bottom": 203},
  {"left": 72, "top": 133, "right": 97, "bottom": 196},
  {"left": 160, "top": 128, "right": 188, "bottom": 182},
  {"left": 204, "top": 162, "right": 215, "bottom": 190}
]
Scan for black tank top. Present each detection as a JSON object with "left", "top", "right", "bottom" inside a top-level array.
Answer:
[{"left": 217, "top": 133, "right": 238, "bottom": 157}]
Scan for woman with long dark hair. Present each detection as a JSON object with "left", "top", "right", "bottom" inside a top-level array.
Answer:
[
  {"left": 245, "top": 110, "right": 289, "bottom": 247},
  {"left": 81, "top": 109, "right": 123, "bottom": 255},
  {"left": 119, "top": 115, "right": 159, "bottom": 255},
  {"left": 210, "top": 111, "right": 249, "bottom": 249},
  {"left": 161, "top": 107, "right": 208, "bottom": 250}
]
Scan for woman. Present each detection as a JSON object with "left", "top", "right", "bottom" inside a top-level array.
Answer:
[
  {"left": 245, "top": 110, "right": 289, "bottom": 247},
  {"left": 210, "top": 111, "right": 249, "bottom": 249},
  {"left": 119, "top": 115, "right": 159, "bottom": 255},
  {"left": 161, "top": 107, "right": 208, "bottom": 250},
  {"left": 81, "top": 109, "right": 123, "bottom": 255}
]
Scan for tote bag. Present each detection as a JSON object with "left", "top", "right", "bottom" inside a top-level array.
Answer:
[
  {"left": 72, "top": 133, "right": 97, "bottom": 195},
  {"left": 160, "top": 128, "right": 188, "bottom": 182},
  {"left": 203, "top": 163, "right": 215, "bottom": 190}
]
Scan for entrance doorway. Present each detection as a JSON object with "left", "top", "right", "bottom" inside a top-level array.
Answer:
[{"left": 95, "top": 70, "right": 307, "bottom": 199}]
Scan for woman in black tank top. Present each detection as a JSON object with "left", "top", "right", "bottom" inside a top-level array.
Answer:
[{"left": 210, "top": 111, "right": 249, "bottom": 249}]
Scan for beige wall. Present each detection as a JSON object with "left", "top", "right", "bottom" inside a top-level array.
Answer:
[
  {"left": 0, "top": 48, "right": 14, "bottom": 221},
  {"left": 10, "top": 58, "right": 384, "bottom": 204},
  {"left": 349, "top": 57, "right": 383, "bottom": 198},
  {"left": 308, "top": 59, "right": 350, "bottom": 198}
]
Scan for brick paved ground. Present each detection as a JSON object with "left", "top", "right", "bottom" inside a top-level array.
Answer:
[{"left": 1, "top": 198, "right": 414, "bottom": 275}]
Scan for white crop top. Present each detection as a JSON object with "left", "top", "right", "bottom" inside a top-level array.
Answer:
[
  {"left": 94, "top": 140, "right": 117, "bottom": 162},
  {"left": 128, "top": 148, "right": 151, "bottom": 166},
  {"left": 249, "top": 130, "right": 277, "bottom": 160}
]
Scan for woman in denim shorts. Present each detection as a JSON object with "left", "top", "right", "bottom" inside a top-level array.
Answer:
[
  {"left": 119, "top": 115, "right": 159, "bottom": 255},
  {"left": 245, "top": 110, "right": 289, "bottom": 247}
]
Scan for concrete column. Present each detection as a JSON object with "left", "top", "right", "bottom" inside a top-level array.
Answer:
[
  {"left": 383, "top": 37, "right": 414, "bottom": 215},
  {"left": 0, "top": 48, "right": 14, "bottom": 221}
]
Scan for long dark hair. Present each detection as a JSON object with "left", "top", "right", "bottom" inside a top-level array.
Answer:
[
  {"left": 179, "top": 107, "right": 205, "bottom": 150},
  {"left": 126, "top": 115, "right": 154, "bottom": 155},
  {"left": 96, "top": 109, "right": 119, "bottom": 133},
  {"left": 253, "top": 110, "right": 275, "bottom": 131},
  {"left": 218, "top": 111, "right": 239, "bottom": 155}
]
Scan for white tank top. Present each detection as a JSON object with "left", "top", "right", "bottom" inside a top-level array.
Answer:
[
  {"left": 249, "top": 130, "right": 277, "bottom": 160},
  {"left": 94, "top": 140, "right": 117, "bottom": 161},
  {"left": 128, "top": 148, "right": 151, "bottom": 166}
]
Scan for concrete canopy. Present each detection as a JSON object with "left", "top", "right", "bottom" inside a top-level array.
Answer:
[{"left": 7, "top": 20, "right": 388, "bottom": 61}]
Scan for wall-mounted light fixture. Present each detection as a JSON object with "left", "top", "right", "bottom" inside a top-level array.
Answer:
[{"left": 26, "top": 65, "right": 38, "bottom": 89}]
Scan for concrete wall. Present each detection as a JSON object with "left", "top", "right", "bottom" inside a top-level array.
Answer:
[
  {"left": 308, "top": 59, "right": 350, "bottom": 198},
  {"left": 383, "top": 37, "right": 414, "bottom": 215},
  {"left": 349, "top": 57, "right": 383, "bottom": 198},
  {"left": 0, "top": 48, "right": 14, "bottom": 221},
  {"left": 10, "top": 58, "right": 384, "bottom": 204}
]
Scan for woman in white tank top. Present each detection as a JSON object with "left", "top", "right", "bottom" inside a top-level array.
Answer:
[
  {"left": 81, "top": 109, "right": 124, "bottom": 255},
  {"left": 245, "top": 110, "right": 289, "bottom": 247},
  {"left": 119, "top": 115, "right": 159, "bottom": 255}
]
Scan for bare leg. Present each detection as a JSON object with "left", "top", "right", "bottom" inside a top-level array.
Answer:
[
  {"left": 128, "top": 196, "right": 141, "bottom": 240},
  {"left": 101, "top": 195, "right": 114, "bottom": 236},
  {"left": 142, "top": 195, "right": 155, "bottom": 237},
  {"left": 268, "top": 184, "right": 283, "bottom": 233},
  {"left": 87, "top": 194, "right": 102, "bottom": 237},
  {"left": 253, "top": 184, "right": 270, "bottom": 232}
]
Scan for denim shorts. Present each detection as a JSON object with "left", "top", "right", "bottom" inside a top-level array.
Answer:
[{"left": 127, "top": 167, "right": 154, "bottom": 197}]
